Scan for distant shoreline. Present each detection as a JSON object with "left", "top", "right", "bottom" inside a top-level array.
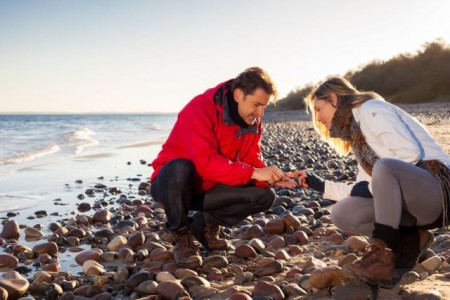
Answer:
[{"left": 2, "top": 100, "right": 449, "bottom": 116}]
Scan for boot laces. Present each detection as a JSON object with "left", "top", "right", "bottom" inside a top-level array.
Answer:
[
  {"left": 359, "top": 245, "right": 393, "bottom": 267},
  {"left": 205, "top": 224, "right": 220, "bottom": 240},
  {"left": 174, "top": 231, "right": 198, "bottom": 255}
]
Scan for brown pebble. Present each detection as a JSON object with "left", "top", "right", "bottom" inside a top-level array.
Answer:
[
  {"left": 0, "top": 254, "right": 18, "bottom": 268},
  {"left": 253, "top": 281, "right": 284, "bottom": 300},
  {"left": 0, "top": 287, "right": 7, "bottom": 300},
  {"left": 264, "top": 219, "right": 285, "bottom": 235},
  {"left": 32, "top": 242, "right": 58, "bottom": 257},
  {"left": 230, "top": 292, "right": 252, "bottom": 300},
  {"left": 0, "top": 220, "right": 20, "bottom": 239},
  {"left": 0, "top": 277, "right": 30, "bottom": 299},
  {"left": 242, "top": 224, "right": 265, "bottom": 240},
  {"left": 254, "top": 260, "right": 283, "bottom": 277},
  {"left": 157, "top": 281, "right": 185, "bottom": 300},
  {"left": 75, "top": 250, "right": 102, "bottom": 265},
  {"left": 235, "top": 244, "right": 257, "bottom": 258},
  {"left": 293, "top": 230, "right": 309, "bottom": 245},
  {"left": 309, "top": 266, "right": 349, "bottom": 290},
  {"left": 282, "top": 215, "right": 301, "bottom": 231}
]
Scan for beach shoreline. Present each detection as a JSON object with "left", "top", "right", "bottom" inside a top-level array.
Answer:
[{"left": 0, "top": 102, "right": 449, "bottom": 299}]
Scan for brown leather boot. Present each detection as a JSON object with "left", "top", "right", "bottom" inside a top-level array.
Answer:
[
  {"left": 172, "top": 227, "right": 202, "bottom": 268},
  {"left": 346, "top": 239, "right": 395, "bottom": 284},
  {"left": 191, "top": 212, "right": 229, "bottom": 251},
  {"left": 396, "top": 227, "right": 434, "bottom": 268},
  {"left": 204, "top": 223, "right": 229, "bottom": 250}
]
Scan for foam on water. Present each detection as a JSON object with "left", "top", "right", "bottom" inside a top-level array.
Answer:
[
  {"left": 64, "top": 127, "right": 99, "bottom": 154},
  {"left": 150, "top": 123, "right": 162, "bottom": 130},
  {"left": 0, "top": 144, "right": 61, "bottom": 165}
]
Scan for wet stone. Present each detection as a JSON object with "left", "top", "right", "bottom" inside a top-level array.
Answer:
[
  {"left": 0, "top": 220, "right": 20, "bottom": 239},
  {"left": 77, "top": 203, "right": 91, "bottom": 212},
  {"left": 0, "top": 254, "right": 18, "bottom": 268}
]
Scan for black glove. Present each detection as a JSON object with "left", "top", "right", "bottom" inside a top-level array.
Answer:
[
  {"left": 306, "top": 172, "right": 325, "bottom": 193},
  {"left": 351, "top": 181, "right": 373, "bottom": 198}
]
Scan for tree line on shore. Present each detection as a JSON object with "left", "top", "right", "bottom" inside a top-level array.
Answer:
[{"left": 267, "top": 39, "right": 450, "bottom": 111}]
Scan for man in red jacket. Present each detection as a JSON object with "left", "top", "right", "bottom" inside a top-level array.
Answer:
[{"left": 150, "top": 67, "right": 296, "bottom": 267}]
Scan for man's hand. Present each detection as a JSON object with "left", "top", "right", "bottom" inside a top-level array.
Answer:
[
  {"left": 286, "top": 171, "right": 325, "bottom": 193},
  {"left": 251, "top": 166, "right": 284, "bottom": 185},
  {"left": 272, "top": 176, "right": 298, "bottom": 188}
]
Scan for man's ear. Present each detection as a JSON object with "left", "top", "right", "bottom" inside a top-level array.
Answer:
[
  {"left": 233, "top": 88, "right": 244, "bottom": 103},
  {"left": 330, "top": 93, "right": 338, "bottom": 107}
]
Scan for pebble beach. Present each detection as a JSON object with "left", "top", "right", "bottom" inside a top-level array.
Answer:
[{"left": 0, "top": 103, "right": 449, "bottom": 300}]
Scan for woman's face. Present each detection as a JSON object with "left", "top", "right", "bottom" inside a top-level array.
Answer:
[{"left": 313, "top": 96, "right": 337, "bottom": 130}]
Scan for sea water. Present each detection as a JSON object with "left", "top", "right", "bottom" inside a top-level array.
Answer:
[
  {"left": 0, "top": 113, "right": 177, "bottom": 211},
  {"left": 0, "top": 114, "right": 176, "bottom": 175}
]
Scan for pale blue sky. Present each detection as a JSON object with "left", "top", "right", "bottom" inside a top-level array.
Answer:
[{"left": 1, "top": 0, "right": 449, "bottom": 113}]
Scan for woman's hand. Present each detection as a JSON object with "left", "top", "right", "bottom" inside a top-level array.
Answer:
[
  {"left": 286, "top": 171, "right": 325, "bottom": 193},
  {"left": 285, "top": 170, "right": 308, "bottom": 187}
]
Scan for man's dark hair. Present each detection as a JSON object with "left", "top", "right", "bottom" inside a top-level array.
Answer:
[{"left": 232, "top": 67, "right": 278, "bottom": 101}]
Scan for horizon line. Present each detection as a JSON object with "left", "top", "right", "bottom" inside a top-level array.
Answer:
[{"left": 0, "top": 111, "right": 178, "bottom": 115}]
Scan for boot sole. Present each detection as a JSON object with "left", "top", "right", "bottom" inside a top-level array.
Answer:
[{"left": 349, "top": 269, "right": 394, "bottom": 288}]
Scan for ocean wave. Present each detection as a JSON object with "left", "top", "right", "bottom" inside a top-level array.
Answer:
[
  {"left": 150, "top": 123, "right": 163, "bottom": 130},
  {"left": 64, "top": 128, "right": 99, "bottom": 154},
  {"left": 0, "top": 144, "right": 61, "bottom": 165}
]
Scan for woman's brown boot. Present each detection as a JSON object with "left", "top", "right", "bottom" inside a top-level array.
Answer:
[
  {"left": 347, "top": 223, "right": 401, "bottom": 285},
  {"left": 347, "top": 238, "right": 396, "bottom": 283}
]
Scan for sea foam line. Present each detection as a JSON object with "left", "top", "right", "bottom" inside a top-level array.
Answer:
[{"left": 0, "top": 144, "right": 61, "bottom": 165}]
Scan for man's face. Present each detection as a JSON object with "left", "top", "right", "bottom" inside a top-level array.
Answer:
[{"left": 234, "top": 87, "right": 271, "bottom": 125}]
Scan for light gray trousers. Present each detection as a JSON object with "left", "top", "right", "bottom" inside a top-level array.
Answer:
[{"left": 331, "top": 158, "right": 444, "bottom": 235}]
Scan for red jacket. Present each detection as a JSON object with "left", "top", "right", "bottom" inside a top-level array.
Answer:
[{"left": 150, "top": 80, "right": 268, "bottom": 193}]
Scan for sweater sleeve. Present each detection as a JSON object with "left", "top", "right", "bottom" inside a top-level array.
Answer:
[
  {"left": 323, "top": 180, "right": 353, "bottom": 201},
  {"left": 178, "top": 100, "right": 254, "bottom": 185}
]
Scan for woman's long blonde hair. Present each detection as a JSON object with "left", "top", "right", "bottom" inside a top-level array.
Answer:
[{"left": 304, "top": 77, "right": 382, "bottom": 156}]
